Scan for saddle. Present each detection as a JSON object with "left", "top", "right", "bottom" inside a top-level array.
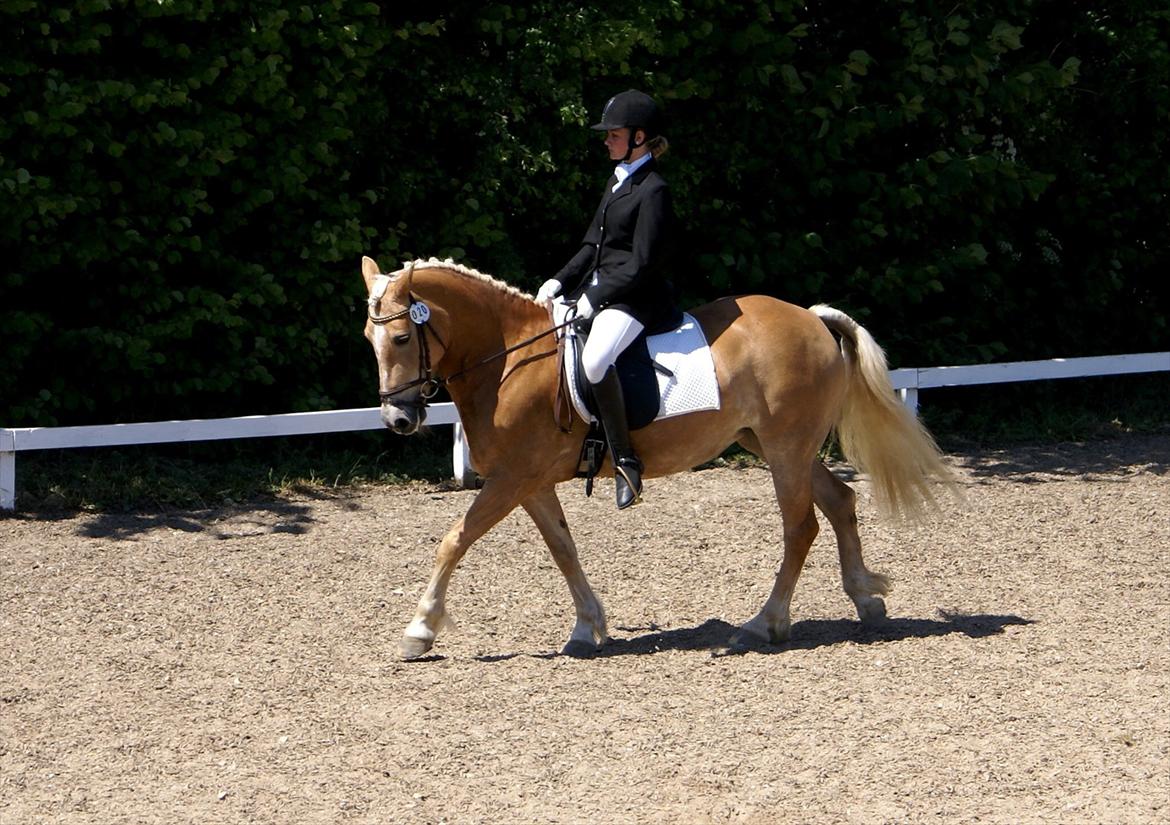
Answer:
[
  {"left": 570, "top": 320, "right": 670, "bottom": 431},
  {"left": 551, "top": 300, "right": 720, "bottom": 494}
]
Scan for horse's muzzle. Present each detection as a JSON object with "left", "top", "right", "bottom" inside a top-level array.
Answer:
[{"left": 380, "top": 399, "right": 426, "bottom": 434}]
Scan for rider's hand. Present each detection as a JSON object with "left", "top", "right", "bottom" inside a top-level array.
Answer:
[
  {"left": 575, "top": 294, "right": 596, "bottom": 320},
  {"left": 535, "top": 278, "right": 562, "bottom": 304}
]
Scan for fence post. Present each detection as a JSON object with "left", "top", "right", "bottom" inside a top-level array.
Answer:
[
  {"left": 1, "top": 430, "right": 15, "bottom": 510},
  {"left": 452, "top": 423, "right": 477, "bottom": 488}
]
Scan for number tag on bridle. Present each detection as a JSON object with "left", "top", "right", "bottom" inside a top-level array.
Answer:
[{"left": 409, "top": 302, "right": 431, "bottom": 324}]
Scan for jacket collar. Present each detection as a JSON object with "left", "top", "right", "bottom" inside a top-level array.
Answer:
[
  {"left": 613, "top": 152, "right": 653, "bottom": 185},
  {"left": 608, "top": 156, "right": 656, "bottom": 200}
]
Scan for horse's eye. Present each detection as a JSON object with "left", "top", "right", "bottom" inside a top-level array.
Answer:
[{"left": 393, "top": 333, "right": 411, "bottom": 346}]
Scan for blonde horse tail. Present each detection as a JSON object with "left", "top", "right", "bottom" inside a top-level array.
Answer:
[{"left": 811, "top": 304, "right": 957, "bottom": 520}]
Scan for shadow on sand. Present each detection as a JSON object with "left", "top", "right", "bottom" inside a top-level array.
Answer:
[
  {"left": 72, "top": 498, "right": 320, "bottom": 541},
  {"left": 952, "top": 432, "right": 1168, "bottom": 481},
  {"left": 471, "top": 610, "right": 1033, "bottom": 662}
]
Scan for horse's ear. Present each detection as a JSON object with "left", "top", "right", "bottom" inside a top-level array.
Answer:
[{"left": 361, "top": 256, "right": 381, "bottom": 292}]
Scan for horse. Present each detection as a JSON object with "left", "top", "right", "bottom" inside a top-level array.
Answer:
[{"left": 360, "top": 256, "right": 954, "bottom": 660}]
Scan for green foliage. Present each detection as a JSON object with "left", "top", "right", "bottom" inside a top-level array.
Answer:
[
  {"left": 2, "top": 0, "right": 394, "bottom": 423},
  {"left": 1, "top": 1, "right": 1166, "bottom": 426}
]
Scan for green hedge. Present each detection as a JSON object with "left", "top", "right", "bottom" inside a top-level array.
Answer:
[{"left": 1, "top": 1, "right": 1165, "bottom": 426}]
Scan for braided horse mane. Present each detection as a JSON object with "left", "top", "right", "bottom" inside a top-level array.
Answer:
[{"left": 391, "top": 257, "right": 539, "bottom": 305}]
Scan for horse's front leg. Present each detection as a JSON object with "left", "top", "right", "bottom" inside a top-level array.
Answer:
[
  {"left": 399, "top": 477, "right": 524, "bottom": 660},
  {"left": 522, "top": 486, "right": 608, "bottom": 656}
]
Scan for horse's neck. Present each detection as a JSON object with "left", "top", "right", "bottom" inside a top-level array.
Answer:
[
  {"left": 419, "top": 273, "right": 559, "bottom": 473},
  {"left": 421, "top": 273, "right": 545, "bottom": 379}
]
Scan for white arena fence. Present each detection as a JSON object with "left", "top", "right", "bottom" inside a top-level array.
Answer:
[{"left": 2, "top": 351, "right": 1167, "bottom": 510}]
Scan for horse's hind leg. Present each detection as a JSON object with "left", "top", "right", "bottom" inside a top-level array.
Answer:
[
  {"left": 812, "top": 462, "right": 890, "bottom": 623},
  {"left": 734, "top": 455, "right": 820, "bottom": 646},
  {"left": 522, "top": 487, "right": 608, "bottom": 655}
]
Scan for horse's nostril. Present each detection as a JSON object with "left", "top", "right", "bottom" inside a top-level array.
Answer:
[{"left": 380, "top": 405, "right": 413, "bottom": 433}]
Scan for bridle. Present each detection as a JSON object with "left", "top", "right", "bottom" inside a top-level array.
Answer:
[
  {"left": 368, "top": 296, "right": 447, "bottom": 404},
  {"left": 369, "top": 282, "right": 578, "bottom": 409}
]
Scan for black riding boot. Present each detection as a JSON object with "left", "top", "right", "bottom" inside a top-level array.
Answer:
[{"left": 591, "top": 366, "right": 643, "bottom": 509}]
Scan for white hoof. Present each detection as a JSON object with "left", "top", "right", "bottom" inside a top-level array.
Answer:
[{"left": 398, "top": 635, "right": 434, "bottom": 660}]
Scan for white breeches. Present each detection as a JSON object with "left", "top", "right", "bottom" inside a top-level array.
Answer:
[{"left": 581, "top": 307, "right": 645, "bottom": 384}]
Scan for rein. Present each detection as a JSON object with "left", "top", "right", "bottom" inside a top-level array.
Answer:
[{"left": 371, "top": 297, "right": 577, "bottom": 406}]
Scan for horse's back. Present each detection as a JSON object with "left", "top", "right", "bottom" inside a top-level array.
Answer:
[
  {"left": 692, "top": 294, "right": 842, "bottom": 374},
  {"left": 689, "top": 294, "right": 846, "bottom": 438}
]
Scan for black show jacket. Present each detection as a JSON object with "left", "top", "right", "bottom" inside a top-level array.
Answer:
[{"left": 553, "top": 157, "right": 680, "bottom": 333}]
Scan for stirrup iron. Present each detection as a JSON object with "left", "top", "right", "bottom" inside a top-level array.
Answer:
[{"left": 614, "top": 457, "right": 643, "bottom": 510}]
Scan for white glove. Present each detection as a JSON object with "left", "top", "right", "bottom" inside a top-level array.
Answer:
[
  {"left": 535, "top": 278, "right": 562, "bottom": 304},
  {"left": 575, "top": 294, "right": 596, "bottom": 320}
]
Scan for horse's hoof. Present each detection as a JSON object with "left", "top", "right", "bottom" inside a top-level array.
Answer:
[
  {"left": 398, "top": 636, "right": 434, "bottom": 660},
  {"left": 561, "top": 639, "right": 599, "bottom": 659},
  {"left": 858, "top": 597, "right": 888, "bottom": 624},
  {"left": 720, "top": 632, "right": 753, "bottom": 656},
  {"left": 769, "top": 622, "right": 792, "bottom": 644},
  {"left": 721, "top": 630, "right": 763, "bottom": 655}
]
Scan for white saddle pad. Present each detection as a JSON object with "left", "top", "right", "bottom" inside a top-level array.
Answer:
[{"left": 552, "top": 299, "right": 721, "bottom": 425}]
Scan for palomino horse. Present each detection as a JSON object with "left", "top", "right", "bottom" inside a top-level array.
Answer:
[{"left": 361, "top": 256, "right": 953, "bottom": 659}]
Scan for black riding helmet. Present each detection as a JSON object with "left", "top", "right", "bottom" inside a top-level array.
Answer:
[{"left": 591, "top": 89, "right": 659, "bottom": 161}]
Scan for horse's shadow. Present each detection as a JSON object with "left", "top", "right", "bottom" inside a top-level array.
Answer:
[{"left": 475, "top": 610, "right": 1032, "bottom": 662}]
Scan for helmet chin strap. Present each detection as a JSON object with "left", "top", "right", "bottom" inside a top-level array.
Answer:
[{"left": 621, "top": 127, "right": 646, "bottom": 162}]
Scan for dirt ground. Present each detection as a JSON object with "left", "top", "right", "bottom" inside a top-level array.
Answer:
[{"left": 1, "top": 433, "right": 1167, "bottom": 825}]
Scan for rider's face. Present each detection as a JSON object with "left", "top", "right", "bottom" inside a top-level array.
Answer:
[{"left": 605, "top": 127, "right": 646, "bottom": 161}]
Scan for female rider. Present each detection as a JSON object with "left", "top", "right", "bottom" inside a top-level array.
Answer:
[{"left": 536, "top": 89, "right": 680, "bottom": 510}]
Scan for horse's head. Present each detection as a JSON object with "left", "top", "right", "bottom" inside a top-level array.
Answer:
[{"left": 361, "top": 256, "right": 447, "bottom": 435}]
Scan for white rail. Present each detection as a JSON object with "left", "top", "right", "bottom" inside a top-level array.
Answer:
[
  {"left": 1, "top": 404, "right": 473, "bottom": 510},
  {"left": 888, "top": 351, "right": 1168, "bottom": 412},
  {"left": 2, "top": 351, "right": 1167, "bottom": 510}
]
